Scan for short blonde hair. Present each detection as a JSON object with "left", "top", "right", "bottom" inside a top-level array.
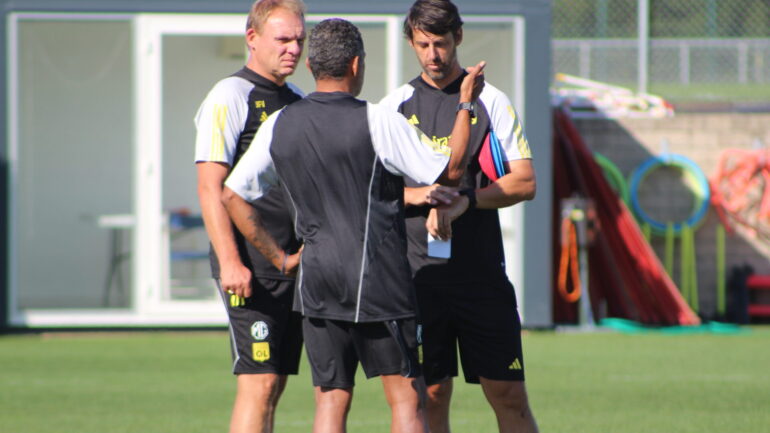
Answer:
[{"left": 246, "top": 0, "right": 306, "bottom": 33}]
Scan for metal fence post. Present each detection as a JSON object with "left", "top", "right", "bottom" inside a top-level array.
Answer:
[{"left": 638, "top": 0, "right": 649, "bottom": 94}]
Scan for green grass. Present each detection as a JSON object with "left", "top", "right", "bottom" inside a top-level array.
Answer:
[
  {"left": 649, "top": 83, "right": 770, "bottom": 104},
  {"left": 1, "top": 328, "right": 769, "bottom": 432}
]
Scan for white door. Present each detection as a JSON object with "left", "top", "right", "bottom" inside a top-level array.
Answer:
[{"left": 133, "top": 14, "right": 248, "bottom": 323}]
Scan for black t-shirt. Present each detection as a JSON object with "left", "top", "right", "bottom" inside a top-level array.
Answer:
[
  {"left": 195, "top": 67, "right": 302, "bottom": 291},
  {"left": 381, "top": 74, "right": 529, "bottom": 286},
  {"left": 225, "top": 92, "right": 451, "bottom": 322}
]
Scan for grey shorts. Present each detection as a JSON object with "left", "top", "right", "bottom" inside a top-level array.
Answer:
[{"left": 302, "top": 317, "right": 421, "bottom": 388}]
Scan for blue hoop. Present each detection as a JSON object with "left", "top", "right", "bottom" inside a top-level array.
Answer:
[{"left": 628, "top": 153, "right": 710, "bottom": 235}]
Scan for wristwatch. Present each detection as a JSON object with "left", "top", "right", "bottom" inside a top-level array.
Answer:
[
  {"left": 459, "top": 188, "right": 476, "bottom": 209},
  {"left": 456, "top": 101, "right": 475, "bottom": 118}
]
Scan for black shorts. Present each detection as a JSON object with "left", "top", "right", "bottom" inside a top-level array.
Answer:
[
  {"left": 302, "top": 317, "right": 421, "bottom": 388},
  {"left": 416, "top": 279, "right": 525, "bottom": 385},
  {"left": 216, "top": 278, "right": 303, "bottom": 375}
]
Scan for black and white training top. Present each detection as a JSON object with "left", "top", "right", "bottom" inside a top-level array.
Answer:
[
  {"left": 226, "top": 91, "right": 450, "bottom": 322},
  {"left": 194, "top": 67, "right": 303, "bottom": 288},
  {"left": 380, "top": 74, "right": 532, "bottom": 286}
]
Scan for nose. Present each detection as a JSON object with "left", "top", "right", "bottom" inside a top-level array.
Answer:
[
  {"left": 428, "top": 44, "right": 440, "bottom": 60},
  {"left": 287, "top": 40, "right": 301, "bottom": 56}
]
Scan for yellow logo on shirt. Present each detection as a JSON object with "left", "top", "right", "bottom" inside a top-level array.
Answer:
[
  {"left": 259, "top": 111, "right": 268, "bottom": 122},
  {"left": 408, "top": 114, "right": 420, "bottom": 125},
  {"left": 253, "top": 342, "right": 270, "bottom": 362},
  {"left": 416, "top": 129, "right": 450, "bottom": 157},
  {"left": 471, "top": 115, "right": 478, "bottom": 125},
  {"left": 431, "top": 135, "right": 449, "bottom": 148},
  {"left": 255, "top": 100, "right": 266, "bottom": 108}
]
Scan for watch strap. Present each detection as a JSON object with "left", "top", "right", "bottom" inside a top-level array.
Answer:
[
  {"left": 456, "top": 102, "right": 475, "bottom": 117},
  {"left": 459, "top": 188, "right": 476, "bottom": 209}
]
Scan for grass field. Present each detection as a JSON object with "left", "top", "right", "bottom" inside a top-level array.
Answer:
[{"left": 1, "top": 327, "right": 769, "bottom": 432}]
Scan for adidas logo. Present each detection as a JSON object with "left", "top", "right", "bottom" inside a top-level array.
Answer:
[{"left": 508, "top": 358, "right": 522, "bottom": 370}]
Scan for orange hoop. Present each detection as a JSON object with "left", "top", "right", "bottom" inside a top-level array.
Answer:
[{"left": 558, "top": 217, "right": 582, "bottom": 303}]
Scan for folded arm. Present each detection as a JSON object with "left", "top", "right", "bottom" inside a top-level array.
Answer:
[
  {"left": 221, "top": 186, "right": 300, "bottom": 277},
  {"left": 427, "top": 159, "right": 536, "bottom": 239}
]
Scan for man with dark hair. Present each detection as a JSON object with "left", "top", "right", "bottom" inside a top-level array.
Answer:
[
  {"left": 380, "top": 1, "right": 539, "bottom": 432},
  {"left": 194, "top": 1, "right": 305, "bottom": 432},
  {"left": 222, "top": 17, "right": 485, "bottom": 433}
]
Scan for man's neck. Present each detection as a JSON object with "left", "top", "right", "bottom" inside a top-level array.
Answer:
[
  {"left": 245, "top": 61, "right": 285, "bottom": 86},
  {"left": 421, "top": 63, "right": 464, "bottom": 90},
  {"left": 314, "top": 78, "right": 355, "bottom": 94}
]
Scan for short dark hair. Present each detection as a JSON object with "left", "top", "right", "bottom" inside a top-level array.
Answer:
[
  {"left": 307, "top": 19, "right": 364, "bottom": 80},
  {"left": 403, "top": 0, "right": 464, "bottom": 41}
]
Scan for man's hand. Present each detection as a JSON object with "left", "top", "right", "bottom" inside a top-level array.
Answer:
[
  {"left": 460, "top": 61, "right": 486, "bottom": 103},
  {"left": 219, "top": 260, "right": 252, "bottom": 298},
  {"left": 426, "top": 194, "right": 471, "bottom": 240},
  {"left": 282, "top": 246, "right": 304, "bottom": 277},
  {"left": 405, "top": 185, "right": 459, "bottom": 207}
]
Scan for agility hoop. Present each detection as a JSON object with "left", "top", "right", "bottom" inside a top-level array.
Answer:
[
  {"left": 594, "top": 152, "right": 629, "bottom": 205},
  {"left": 629, "top": 153, "right": 710, "bottom": 235}
]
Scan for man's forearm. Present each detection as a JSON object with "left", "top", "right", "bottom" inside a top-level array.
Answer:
[
  {"left": 440, "top": 110, "right": 472, "bottom": 185},
  {"left": 436, "top": 61, "right": 486, "bottom": 186},
  {"left": 476, "top": 161, "right": 536, "bottom": 209},
  {"left": 222, "top": 187, "right": 285, "bottom": 270},
  {"left": 198, "top": 180, "right": 243, "bottom": 266}
]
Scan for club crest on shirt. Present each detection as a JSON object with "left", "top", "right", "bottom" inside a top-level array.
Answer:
[{"left": 251, "top": 321, "right": 269, "bottom": 341}]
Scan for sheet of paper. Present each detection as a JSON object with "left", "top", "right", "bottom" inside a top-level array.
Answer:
[{"left": 427, "top": 234, "right": 451, "bottom": 258}]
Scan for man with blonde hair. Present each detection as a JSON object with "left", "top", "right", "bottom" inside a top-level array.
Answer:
[{"left": 194, "top": 1, "right": 306, "bottom": 432}]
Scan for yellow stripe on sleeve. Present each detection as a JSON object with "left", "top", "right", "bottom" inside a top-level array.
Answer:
[
  {"left": 518, "top": 137, "right": 532, "bottom": 159},
  {"left": 210, "top": 104, "right": 228, "bottom": 162},
  {"left": 507, "top": 105, "right": 531, "bottom": 158}
]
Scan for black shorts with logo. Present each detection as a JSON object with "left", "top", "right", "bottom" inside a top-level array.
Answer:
[
  {"left": 302, "top": 317, "right": 421, "bottom": 388},
  {"left": 216, "top": 278, "right": 303, "bottom": 375},
  {"left": 416, "top": 279, "right": 525, "bottom": 385}
]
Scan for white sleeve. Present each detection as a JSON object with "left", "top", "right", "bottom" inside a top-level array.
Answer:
[
  {"left": 479, "top": 83, "right": 532, "bottom": 161},
  {"left": 286, "top": 82, "right": 306, "bottom": 98},
  {"left": 378, "top": 84, "right": 415, "bottom": 111},
  {"left": 366, "top": 102, "right": 450, "bottom": 185},
  {"left": 224, "top": 110, "right": 283, "bottom": 202},
  {"left": 194, "top": 77, "right": 251, "bottom": 165}
]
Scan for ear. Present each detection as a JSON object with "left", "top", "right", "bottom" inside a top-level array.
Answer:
[
  {"left": 350, "top": 55, "right": 361, "bottom": 77},
  {"left": 246, "top": 27, "right": 259, "bottom": 51},
  {"left": 454, "top": 28, "right": 463, "bottom": 46},
  {"left": 305, "top": 57, "right": 312, "bottom": 73}
]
